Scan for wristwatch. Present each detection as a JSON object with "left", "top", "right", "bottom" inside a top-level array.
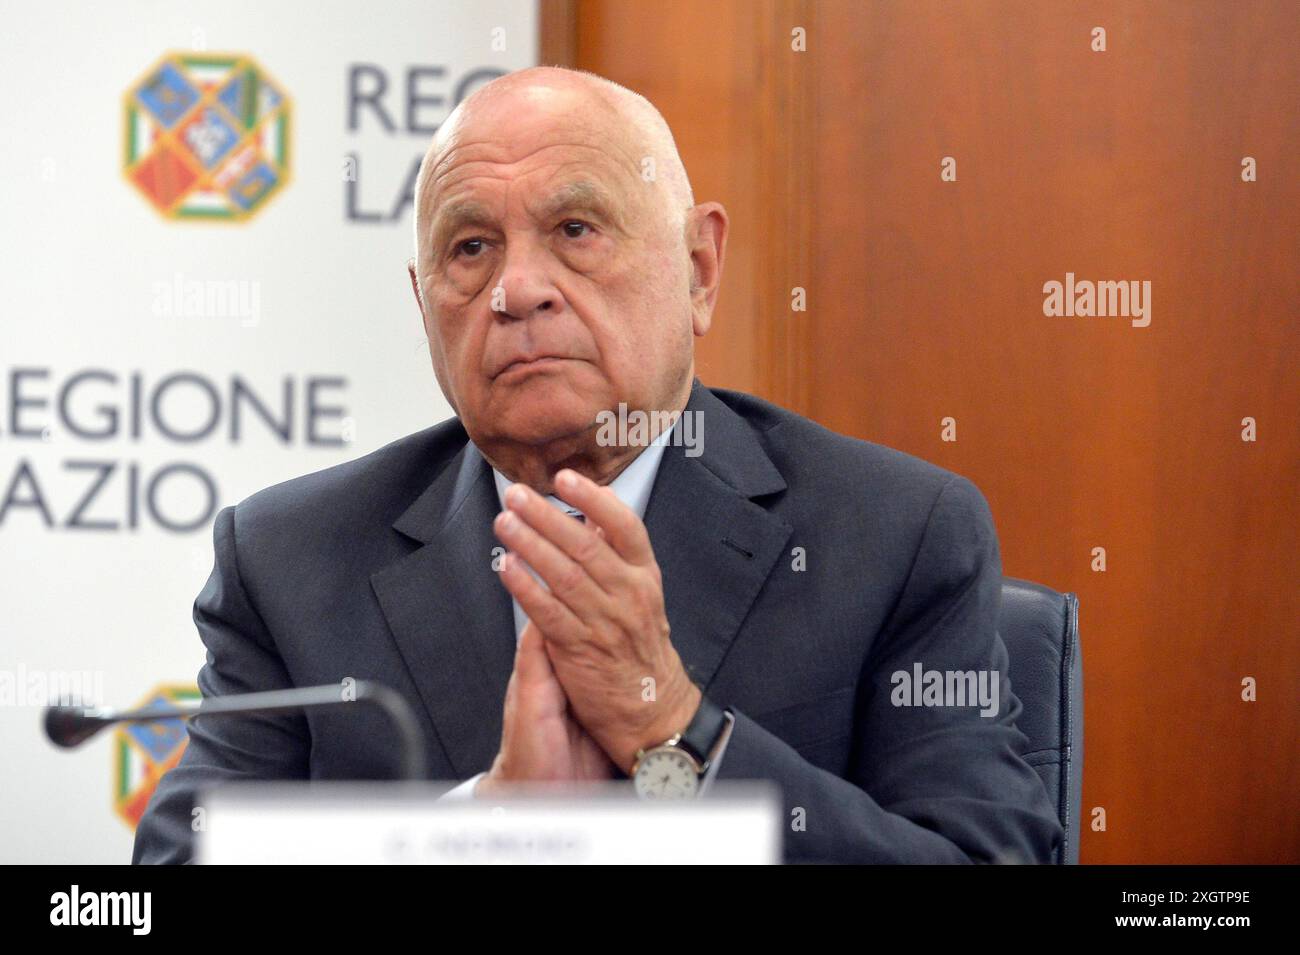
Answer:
[{"left": 631, "top": 695, "right": 729, "bottom": 799}]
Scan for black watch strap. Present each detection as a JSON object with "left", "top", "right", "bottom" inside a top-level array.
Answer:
[{"left": 677, "top": 695, "right": 728, "bottom": 768}]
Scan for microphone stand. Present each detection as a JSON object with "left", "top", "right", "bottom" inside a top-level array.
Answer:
[{"left": 44, "top": 680, "right": 428, "bottom": 780}]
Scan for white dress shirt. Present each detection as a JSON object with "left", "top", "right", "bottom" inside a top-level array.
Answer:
[{"left": 442, "top": 426, "right": 733, "bottom": 798}]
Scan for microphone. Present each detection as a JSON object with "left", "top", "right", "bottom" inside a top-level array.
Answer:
[{"left": 43, "top": 680, "right": 428, "bottom": 780}]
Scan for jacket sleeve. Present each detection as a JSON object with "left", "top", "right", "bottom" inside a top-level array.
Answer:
[
  {"left": 132, "top": 505, "right": 310, "bottom": 864},
  {"left": 715, "top": 475, "right": 1064, "bottom": 863}
]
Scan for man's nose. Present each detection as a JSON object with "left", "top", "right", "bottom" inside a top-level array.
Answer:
[{"left": 494, "top": 239, "right": 561, "bottom": 321}]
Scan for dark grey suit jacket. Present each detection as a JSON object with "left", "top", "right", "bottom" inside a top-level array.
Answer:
[{"left": 133, "top": 380, "right": 1063, "bottom": 863}]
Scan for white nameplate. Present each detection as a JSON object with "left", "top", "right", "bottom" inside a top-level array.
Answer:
[{"left": 197, "top": 781, "right": 781, "bottom": 864}]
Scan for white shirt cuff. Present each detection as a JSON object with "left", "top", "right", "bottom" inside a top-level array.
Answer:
[
  {"left": 698, "top": 709, "right": 735, "bottom": 796},
  {"left": 439, "top": 771, "right": 486, "bottom": 800}
]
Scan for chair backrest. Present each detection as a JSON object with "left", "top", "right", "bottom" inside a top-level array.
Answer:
[{"left": 998, "top": 577, "right": 1084, "bottom": 864}]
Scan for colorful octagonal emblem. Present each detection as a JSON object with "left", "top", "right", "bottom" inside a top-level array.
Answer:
[
  {"left": 113, "top": 683, "right": 201, "bottom": 829},
  {"left": 124, "top": 53, "right": 291, "bottom": 221}
]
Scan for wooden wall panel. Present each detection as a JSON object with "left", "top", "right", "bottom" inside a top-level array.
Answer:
[{"left": 544, "top": 0, "right": 1299, "bottom": 864}]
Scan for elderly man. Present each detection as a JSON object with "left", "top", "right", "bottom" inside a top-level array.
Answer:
[{"left": 134, "top": 66, "right": 1062, "bottom": 864}]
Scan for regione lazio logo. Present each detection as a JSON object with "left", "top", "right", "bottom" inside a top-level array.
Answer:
[
  {"left": 113, "top": 684, "right": 200, "bottom": 829},
  {"left": 124, "top": 52, "right": 291, "bottom": 221}
]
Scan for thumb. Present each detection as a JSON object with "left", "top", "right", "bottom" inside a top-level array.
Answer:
[{"left": 513, "top": 619, "right": 556, "bottom": 688}]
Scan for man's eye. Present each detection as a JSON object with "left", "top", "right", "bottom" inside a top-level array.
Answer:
[
  {"left": 455, "top": 238, "right": 485, "bottom": 258},
  {"left": 560, "top": 220, "right": 591, "bottom": 239}
]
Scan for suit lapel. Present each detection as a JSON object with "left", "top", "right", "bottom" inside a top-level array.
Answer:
[
  {"left": 370, "top": 441, "right": 516, "bottom": 778},
  {"left": 645, "top": 382, "right": 793, "bottom": 690}
]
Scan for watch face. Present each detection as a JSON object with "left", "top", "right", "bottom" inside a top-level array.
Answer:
[{"left": 633, "top": 747, "right": 701, "bottom": 799}]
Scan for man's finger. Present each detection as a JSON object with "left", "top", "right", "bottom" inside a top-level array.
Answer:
[
  {"left": 513, "top": 620, "right": 553, "bottom": 688},
  {"left": 551, "top": 468, "right": 655, "bottom": 566},
  {"left": 494, "top": 507, "right": 611, "bottom": 617},
  {"left": 498, "top": 550, "right": 585, "bottom": 643},
  {"left": 502, "top": 482, "right": 624, "bottom": 590}
]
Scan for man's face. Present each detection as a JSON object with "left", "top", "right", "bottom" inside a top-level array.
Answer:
[{"left": 412, "top": 85, "right": 695, "bottom": 462}]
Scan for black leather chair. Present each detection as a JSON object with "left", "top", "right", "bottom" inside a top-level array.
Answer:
[{"left": 999, "top": 577, "right": 1083, "bottom": 864}]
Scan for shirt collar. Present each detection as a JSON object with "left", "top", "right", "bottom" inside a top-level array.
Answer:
[{"left": 489, "top": 427, "right": 671, "bottom": 521}]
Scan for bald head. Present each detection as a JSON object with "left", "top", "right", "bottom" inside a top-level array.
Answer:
[
  {"left": 415, "top": 67, "right": 694, "bottom": 260},
  {"left": 405, "top": 65, "right": 727, "bottom": 493}
]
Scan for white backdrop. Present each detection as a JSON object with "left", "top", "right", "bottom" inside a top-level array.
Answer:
[{"left": 0, "top": 0, "right": 537, "bottom": 863}]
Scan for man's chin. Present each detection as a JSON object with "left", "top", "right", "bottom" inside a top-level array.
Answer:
[
  {"left": 481, "top": 401, "right": 602, "bottom": 450},
  {"left": 477, "top": 377, "right": 608, "bottom": 443}
]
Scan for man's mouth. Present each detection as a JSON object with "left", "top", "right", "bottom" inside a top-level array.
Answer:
[{"left": 496, "top": 355, "right": 570, "bottom": 378}]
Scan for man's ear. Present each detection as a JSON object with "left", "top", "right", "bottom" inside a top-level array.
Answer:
[
  {"left": 686, "top": 202, "right": 728, "bottom": 338},
  {"left": 407, "top": 258, "right": 427, "bottom": 322}
]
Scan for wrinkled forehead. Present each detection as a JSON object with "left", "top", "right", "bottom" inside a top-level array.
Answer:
[{"left": 417, "top": 88, "right": 652, "bottom": 237}]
